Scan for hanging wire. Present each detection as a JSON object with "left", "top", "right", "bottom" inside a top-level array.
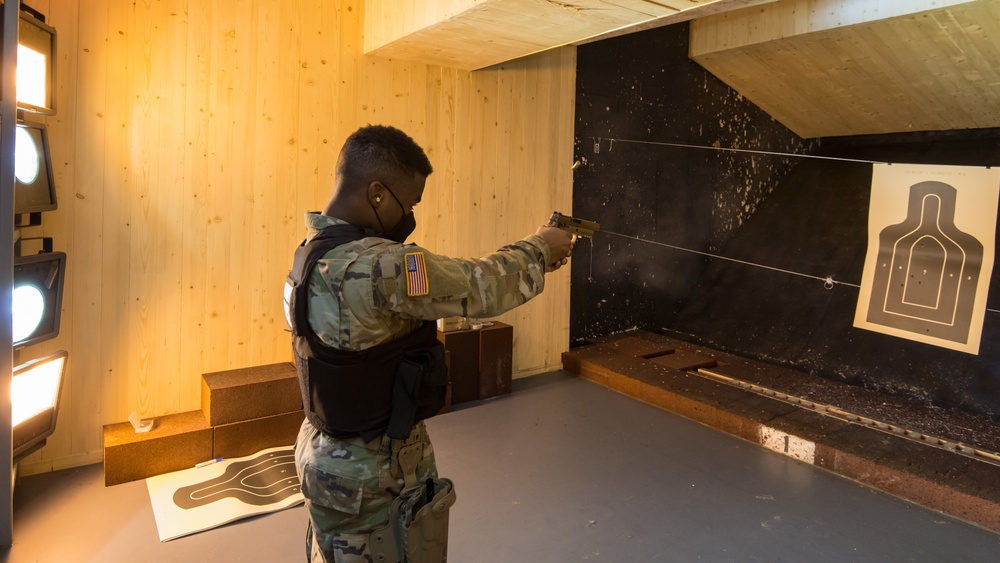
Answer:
[
  {"left": 601, "top": 230, "right": 999, "bottom": 314},
  {"left": 593, "top": 137, "right": 888, "bottom": 165},
  {"left": 587, "top": 137, "right": 999, "bottom": 313},
  {"left": 603, "top": 230, "right": 859, "bottom": 289}
]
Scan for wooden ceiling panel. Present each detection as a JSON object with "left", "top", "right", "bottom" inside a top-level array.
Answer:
[
  {"left": 690, "top": 0, "right": 1000, "bottom": 138},
  {"left": 363, "top": 0, "right": 1000, "bottom": 138},
  {"left": 364, "top": 0, "right": 777, "bottom": 70}
]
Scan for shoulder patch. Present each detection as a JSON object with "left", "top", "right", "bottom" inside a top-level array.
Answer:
[{"left": 405, "top": 252, "right": 429, "bottom": 296}]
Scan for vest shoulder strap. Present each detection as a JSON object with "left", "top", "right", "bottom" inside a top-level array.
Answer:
[
  {"left": 289, "top": 223, "right": 368, "bottom": 285},
  {"left": 288, "top": 223, "right": 368, "bottom": 340}
]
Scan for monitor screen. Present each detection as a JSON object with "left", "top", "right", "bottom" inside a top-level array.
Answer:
[{"left": 13, "top": 119, "right": 57, "bottom": 215}]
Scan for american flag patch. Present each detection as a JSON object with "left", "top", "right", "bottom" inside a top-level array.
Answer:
[{"left": 405, "top": 252, "right": 429, "bottom": 296}]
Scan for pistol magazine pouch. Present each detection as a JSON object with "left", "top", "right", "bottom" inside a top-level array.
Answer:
[{"left": 370, "top": 478, "right": 457, "bottom": 563}]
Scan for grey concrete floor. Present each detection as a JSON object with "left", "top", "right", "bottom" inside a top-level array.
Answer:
[{"left": 3, "top": 371, "right": 1000, "bottom": 562}]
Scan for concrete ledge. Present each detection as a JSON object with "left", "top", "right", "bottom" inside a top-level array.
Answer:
[{"left": 563, "top": 330, "right": 1000, "bottom": 534}]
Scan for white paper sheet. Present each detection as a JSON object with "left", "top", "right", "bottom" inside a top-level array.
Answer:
[
  {"left": 146, "top": 446, "right": 303, "bottom": 542},
  {"left": 854, "top": 163, "right": 999, "bottom": 354}
]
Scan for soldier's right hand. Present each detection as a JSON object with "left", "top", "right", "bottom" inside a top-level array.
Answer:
[{"left": 535, "top": 226, "right": 574, "bottom": 272}]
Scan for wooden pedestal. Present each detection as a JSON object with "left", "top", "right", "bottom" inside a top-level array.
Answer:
[{"left": 436, "top": 322, "right": 513, "bottom": 406}]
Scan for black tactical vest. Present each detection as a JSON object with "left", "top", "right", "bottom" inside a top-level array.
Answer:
[{"left": 286, "top": 223, "right": 448, "bottom": 442}]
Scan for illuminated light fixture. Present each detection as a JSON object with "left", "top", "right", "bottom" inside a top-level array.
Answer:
[
  {"left": 13, "top": 118, "right": 56, "bottom": 217},
  {"left": 11, "top": 4, "right": 57, "bottom": 115},
  {"left": 13, "top": 284, "right": 45, "bottom": 343},
  {"left": 15, "top": 126, "right": 39, "bottom": 183},
  {"left": 12, "top": 251, "right": 66, "bottom": 348},
  {"left": 12, "top": 351, "right": 68, "bottom": 461}
]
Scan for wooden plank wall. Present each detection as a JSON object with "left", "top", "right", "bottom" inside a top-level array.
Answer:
[{"left": 17, "top": 0, "right": 575, "bottom": 475}]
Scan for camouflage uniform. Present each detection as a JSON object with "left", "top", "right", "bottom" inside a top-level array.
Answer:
[{"left": 292, "top": 212, "right": 552, "bottom": 562}]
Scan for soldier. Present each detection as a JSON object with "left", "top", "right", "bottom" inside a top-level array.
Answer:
[{"left": 284, "top": 124, "right": 573, "bottom": 562}]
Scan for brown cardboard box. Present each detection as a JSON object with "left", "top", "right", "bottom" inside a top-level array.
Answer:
[
  {"left": 201, "top": 362, "right": 301, "bottom": 426},
  {"left": 213, "top": 410, "right": 305, "bottom": 459},
  {"left": 103, "top": 411, "right": 212, "bottom": 486},
  {"left": 437, "top": 322, "right": 513, "bottom": 405}
]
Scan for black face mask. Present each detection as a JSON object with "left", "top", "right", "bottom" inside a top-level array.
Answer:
[
  {"left": 382, "top": 211, "right": 416, "bottom": 243},
  {"left": 373, "top": 185, "right": 417, "bottom": 243}
]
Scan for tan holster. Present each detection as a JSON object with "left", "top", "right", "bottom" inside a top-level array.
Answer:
[{"left": 369, "top": 440, "right": 458, "bottom": 562}]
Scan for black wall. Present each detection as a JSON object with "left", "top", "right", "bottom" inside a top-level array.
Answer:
[{"left": 572, "top": 23, "right": 1000, "bottom": 419}]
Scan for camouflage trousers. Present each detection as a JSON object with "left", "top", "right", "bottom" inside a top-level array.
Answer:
[{"left": 294, "top": 419, "right": 438, "bottom": 563}]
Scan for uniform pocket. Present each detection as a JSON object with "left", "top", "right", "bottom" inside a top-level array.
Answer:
[
  {"left": 300, "top": 463, "right": 364, "bottom": 516},
  {"left": 321, "top": 532, "right": 372, "bottom": 563}
]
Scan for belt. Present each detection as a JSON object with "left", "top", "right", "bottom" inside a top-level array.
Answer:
[{"left": 332, "top": 420, "right": 425, "bottom": 453}]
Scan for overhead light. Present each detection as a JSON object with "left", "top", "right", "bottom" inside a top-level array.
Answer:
[
  {"left": 12, "top": 5, "right": 57, "bottom": 115},
  {"left": 12, "top": 251, "right": 66, "bottom": 348},
  {"left": 13, "top": 118, "right": 56, "bottom": 216},
  {"left": 12, "top": 351, "right": 68, "bottom": 461}
]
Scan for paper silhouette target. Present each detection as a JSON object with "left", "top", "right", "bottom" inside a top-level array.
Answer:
[
  {"left": 147, "top": 446, "right": 304, "bottom": 542},
  {"left": 172, "top": 449, "right": 300, "bottom": 509},
  {"left": 856, "top": 164, "right": 999, "bottom": 354}
]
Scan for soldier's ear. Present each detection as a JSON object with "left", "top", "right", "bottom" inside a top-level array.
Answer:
[{"left": 369, "top": 182, "right": 385, "bottom": 207}]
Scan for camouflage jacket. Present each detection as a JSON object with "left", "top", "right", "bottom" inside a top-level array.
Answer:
[{"left": 300, "top": 213, "right": 551, "bottom": 351}]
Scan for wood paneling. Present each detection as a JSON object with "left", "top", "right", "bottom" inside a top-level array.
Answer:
[
  {"left": 690, "top": 0, "right": 1000, "bottom": 137},
  {"left": 18, "top": 0, "right": 574, "bottom": 475},
  {"left": 364, "top": 0, "right": 777, "bottom": 70},
  {"left": 689, "top": 0, "right": 974, "bottom": 52}
]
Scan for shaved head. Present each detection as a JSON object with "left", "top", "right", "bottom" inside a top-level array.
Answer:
[{"left": 335, "top": 125, "right": 433, "bottom": 195}]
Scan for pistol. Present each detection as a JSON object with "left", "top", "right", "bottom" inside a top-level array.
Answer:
[{"left": 548, "top": 211, "right": 601, "bottom": 237}]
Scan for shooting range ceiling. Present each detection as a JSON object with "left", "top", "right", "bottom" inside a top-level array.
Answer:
[
  {"left": 689, "top": 0, "right": 1000, "bottom": 138},
  {"left": 363, "top": 0, "right": 777, "bottom": 70},
  {"left": 365, "top": 0, "right": 1000, "bottom": 138}
]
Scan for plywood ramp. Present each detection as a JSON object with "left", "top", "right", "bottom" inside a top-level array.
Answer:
[
  {"left": 18, "top": 0, "right": 574, "bottom": 475},
  {"left": 564, "top": 331, "right": 1000, "bottom": 534},
  {"left": 690, "top": 0, "right": 1000, "bottom": 137}
]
